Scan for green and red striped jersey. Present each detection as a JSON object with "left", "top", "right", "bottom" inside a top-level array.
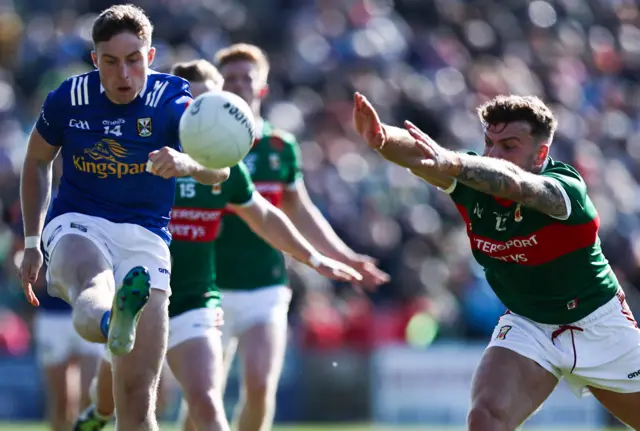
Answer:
[
  {"left": 448, "top": 155, "right": 618, "bottom": 324},
  {"left": 168, "top": 163, "right": 255, "bottom": 317},
  {"left": 215, "top": 119, "right": 302, "bottom": 290}
]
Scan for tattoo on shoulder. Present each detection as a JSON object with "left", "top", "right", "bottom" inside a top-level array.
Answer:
[
  {"left": 455, "top": 164, "right": 516, "bottom": 196},
  {"left": 520, "top": 179, "right": 569, "bottom": 218},
  {"left": 453, "top": 160, "right": 569, "bottom": 218}
]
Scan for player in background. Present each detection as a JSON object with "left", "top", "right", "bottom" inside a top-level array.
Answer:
[
  {"left": 74, "top": 59, "right": 363, "bottom": 431},
  {"left": 19, "top": 5, "right": 230, "bottom": 431},
  {"left": 353, "top": 92, "right": 640, "bottom": 430},
  {"left": 22, "top": 156, "right": 103, "bottom": 431},
  {"left": 212, "top": 43, "right": 389, "bottom": 431}
]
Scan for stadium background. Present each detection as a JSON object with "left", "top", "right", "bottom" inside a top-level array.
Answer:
[{"left": 0, "top": 0, "right": 638, "bottom": 429}]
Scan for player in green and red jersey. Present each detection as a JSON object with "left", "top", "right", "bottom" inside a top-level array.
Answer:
[
  {"left": 212, "top": 43, "right": 390, "bottom": 431},
  {"left": 74, "top": 60, "right": 362, "bottom": 431},
  {"left": 353, "top": 92, "right": 640, "bottom": 430}
]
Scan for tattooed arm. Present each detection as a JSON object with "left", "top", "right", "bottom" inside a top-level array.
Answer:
[
  {"left": 444, "top": 153, "right": 570, "bottom": 218},
  {"left": 378, "top": 126, "right": 455, "bottom": 189}
]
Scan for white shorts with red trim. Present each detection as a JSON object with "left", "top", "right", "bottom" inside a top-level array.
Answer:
[{"left": 487, "top": 290, "right": 640, "bottom": 398}]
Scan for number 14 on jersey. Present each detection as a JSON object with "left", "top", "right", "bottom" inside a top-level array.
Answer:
[{"left": 104, "top": 125, "right": 122, "bottom": 137}]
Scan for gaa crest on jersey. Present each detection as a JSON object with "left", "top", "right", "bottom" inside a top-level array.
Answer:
[
  {"left": 211, "top": 184, "right": 222, "bottom": 195},
  {"left": 496, "top": 325, "right": 512, "bottom": 340},
  {"left": 137, "top": 117, "right": 152, "bottom": 137},
  {"left": 269, "top": 153, "right": 280, "bottom": 170}
]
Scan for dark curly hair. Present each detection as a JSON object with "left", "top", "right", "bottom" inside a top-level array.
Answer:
[{"left": 477, "top": 95, "right": 558, "bottom": 143}]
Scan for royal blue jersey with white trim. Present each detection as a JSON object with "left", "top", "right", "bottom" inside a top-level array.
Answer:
[{"left": 37, "top": 70, "right": 192, "bottom": 244}]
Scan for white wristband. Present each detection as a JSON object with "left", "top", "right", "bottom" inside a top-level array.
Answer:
[
  {"left": 308, "top": 254, "right": 323, "bottom": 268},
  {"left": 24, "top": 236, "right": 41, "bottom": 249}
]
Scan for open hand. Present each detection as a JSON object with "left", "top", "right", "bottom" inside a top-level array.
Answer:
[
  {"left": 309, "top": 255, "right": 363, "bottom": 283},
  {"left": 404, "top": 120, "right": 458, "bottom": 171},
  {"left": 347, "top": 254, "right": 389, "bottom": 289},
  {"left": 353, "top": 92, "right": 386, "bottom": 150},
  {"left": 19, "top": 247, "right": 42, "bottom": 306}
]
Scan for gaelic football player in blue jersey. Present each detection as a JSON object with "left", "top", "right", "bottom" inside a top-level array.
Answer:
[{"left": 19, "top": 5, "right": 229, "bottom": 430}]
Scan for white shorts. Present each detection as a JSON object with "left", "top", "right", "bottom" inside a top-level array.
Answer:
[
  {"left": 167, "top": 307, "right": 223, "bottom": 351},
  {"left": 102, "top": 307, "right": 224, "bottom": 362},
  {"left": 42, "top": 212, "right": 172, "bottom": 300},
  {"left": 33, "top": 312, "right": 103, "bottom": 366},
  {"left": 220, "top": 285, "right": 291, "bottom": 344},
  {"left": 488, "top": 290, "right": 640, "bottom": 397}
]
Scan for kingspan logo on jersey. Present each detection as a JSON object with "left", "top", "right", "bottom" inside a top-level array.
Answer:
[{"left": 73, "top": 139, "right": 146, "bottom": 179}]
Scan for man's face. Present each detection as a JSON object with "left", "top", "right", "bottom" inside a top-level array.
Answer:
[
  {"left": 189, "top": 79, "right": 220, "bottom": 98},
  {"left": 220, "top": 59, "right": 265, "bottom": 107},
  {"left": 483, "top": 121, "right": 548, "bottom": 171},
  {"left": 92, "top": 31, "right": 155, "bottom": 104}
]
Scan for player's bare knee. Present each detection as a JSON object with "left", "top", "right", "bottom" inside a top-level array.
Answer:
[
  {"left": 244, "top": 373, "right": 273, "bottom": 403},
  {"left": 72, "top": 306, "right": 103, "bottom": 343},
  {"left": 467, "top": 401, "right": 511, "bottom": 431},
  {"left": 119, "top": 377, "right": 157, "bottom": 417},
  {"left": 116, "top": 409, "right": 156, "bottom": 431},
  {"left": 184, "top": 388, "right": 225, "bottom": 424}
]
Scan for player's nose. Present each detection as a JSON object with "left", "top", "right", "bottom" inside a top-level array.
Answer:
[{"left": 117, "top": 63, "right": 129, "bottom": 80}]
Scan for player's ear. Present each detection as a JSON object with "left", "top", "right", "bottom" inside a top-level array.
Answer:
[
  {"left": 91, "top": 51, "right": 98, "bottom": 68},
  {"left": 147, "top": 46, "right": 156, "bottom": 66},
  {"left": 536, "top": 142, "right": 549, "bottom": 166}
]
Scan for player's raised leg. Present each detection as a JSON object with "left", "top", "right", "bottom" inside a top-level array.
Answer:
[
  {"left": 46, "top": 234, "right": 115, "bottom": 344},
  {"left": 468, "top": 347, "right": 558, "bottom": 431}
]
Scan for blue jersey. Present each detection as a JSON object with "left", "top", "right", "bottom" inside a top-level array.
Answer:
[{"left": 36, "top": 70, "right": 192, "bottom": 244}]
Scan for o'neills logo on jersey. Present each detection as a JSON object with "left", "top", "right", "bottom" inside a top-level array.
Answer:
[
  {"left": 169, "top": 207, "right": 223, "bottom": 242},
  {"left": 73, "top": 139, "right": 146, "bottom": 179}
]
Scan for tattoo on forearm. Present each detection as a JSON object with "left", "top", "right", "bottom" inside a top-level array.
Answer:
[{"left": 454, "top": 158, "right": 567, "bottom": 217}]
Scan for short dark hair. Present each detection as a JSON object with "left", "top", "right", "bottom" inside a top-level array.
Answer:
[
  {"left": 92, "top": 4, "right": 153, "bottom": 47},
  {"left": 171, "top": 59, "right": 222, "bottom": 85},
  {"left": 477, "top": 95, "right": 558, "bottom": 142}
]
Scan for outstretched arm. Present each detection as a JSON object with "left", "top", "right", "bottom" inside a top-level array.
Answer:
[
  {"left": 406, "top": 123, "right": 570, "bottom": 219},
  {"left": 280, "top": 180, "right": 390, "bottom": 287},
  {"left": 353, "top": 93, "right": 453, "bottom": 189},
  {"left": 230, "top": 193, "right": 362, "bottom": 283},
  {"left": 280, "top": 180, "right": 357, "bottom": 261}
]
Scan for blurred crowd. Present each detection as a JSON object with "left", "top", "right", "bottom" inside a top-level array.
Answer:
[{"left": 0, "top": 0, "right": 639, "bottom": 355}]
